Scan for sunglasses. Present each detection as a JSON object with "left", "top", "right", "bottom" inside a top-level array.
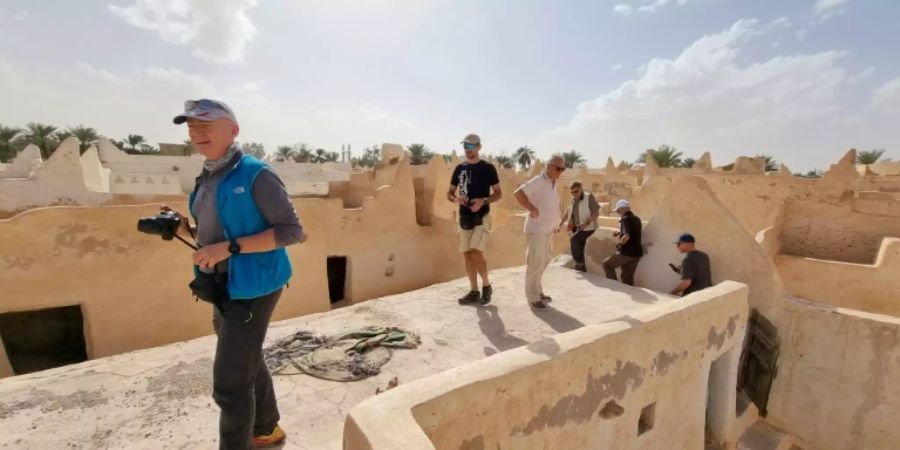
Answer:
[
  {"left": 570, "top": 190, "right": 581, "bottom": 194},
  {"left": 549, "top": 165, "right": 566, "bottom": 172},
  {"left": 463, "top": 143, "right": 477, "bottom": 150},
  {"left": 184, "top": 99, "right": 227, "bottom": 113}
]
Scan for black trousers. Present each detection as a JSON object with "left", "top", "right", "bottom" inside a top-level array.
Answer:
[
  {"left": 570, "top": 229, "right": 595, "bottom": 265},
  {"left": 211, "top": 289, "right": 282, "bottom": 450}
]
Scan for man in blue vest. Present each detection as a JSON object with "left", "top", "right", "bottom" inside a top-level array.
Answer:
[{"left": 164, "top": 99, "right": 304, "bottom": 449}]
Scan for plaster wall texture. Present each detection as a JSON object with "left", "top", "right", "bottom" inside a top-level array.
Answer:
[
  {"left": 766, "top": 297, "right": 900, "bottom": 450},
  {"left": 775, "top": 238, "right": 900, "bottom": 317},
  {"left": 109, "top": 172, "right": 183, "bottom": 195},
  {"left": 0, "top": 139, "right": 113, "bottom": 217},
  {"left": 78, "top": 146, "right": 110, "bottom": 192},
  {"left": 0, "top": 145, "right": 42, "bottom": 178},
  {"left": 345, "top": 281, "right": 749, "bottom": 450},
  {"left": 858, "top": 161, "right": 900, "bottom": 176},
  {"left": 780, "top": 196, "right": 900, "bottom": 264}
]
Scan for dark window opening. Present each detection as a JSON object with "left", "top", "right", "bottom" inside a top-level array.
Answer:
[
  {"left": 638, "top": 402, "right": 655, "bottom": 435},
  {"left": 327, "top": 256, "right": 348, "bottom": 304},
  {"left": 0, "top": 305, "right": 88, "bottom": 375}
]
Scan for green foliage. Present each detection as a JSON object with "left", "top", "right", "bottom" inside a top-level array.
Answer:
[
  {"left": 561, "top": 150, "right": 586, "bottom": 168},
  {"left": 292, "top": 143, "right": 313, "bottom": 163},
  {"left": 857, "top": 149, "right": 885, "bottom": 165},
  {"left": 406, "top": 143, "right": 433, "bottom": 165},
  {"left": 239, "top": 142, "right": 266, "bottom": 159},
  {"left": 637, "top": 144, "right": 683, "bottom": 168},
  {"left": 25, "top": 122, "right": 60, "bottom": 159},
  {"left": 0, "top": 124, "right": 23, "bottom": 163},
  {"left": 68, "top": 125, "right": 99, "bottom": 153},
  {"left": 681, "top": 157, "right": 696, "bottom": 168},
  {"left": 754, "top": 154, "right": 778, "bottom": 172},
  {"left": 513, "top": 146, "right": 536, "bottom": 170},
  {"left": 494, "top": 154, "right": 514, "bottom": 169},
  {"left": 275, "top": 145, "right": 295, "bottom": 162}
]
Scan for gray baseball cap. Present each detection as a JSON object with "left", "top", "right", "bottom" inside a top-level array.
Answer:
[
  {"left": 172, "top": 99, "right": 238, "bottom": 125},
  {"left": 461, "top": 133, "right": 481, "bottom": 145}
]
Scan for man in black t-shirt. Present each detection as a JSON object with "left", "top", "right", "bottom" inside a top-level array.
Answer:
[
  {"left": 602, "top": 199, "right": 643, "bottom": 286},
  {"left": 670, "top": 233, "right": 713, "bottom": 296},
  {"left": 447, "top": 133, "right": 502, "bottom": 305}
]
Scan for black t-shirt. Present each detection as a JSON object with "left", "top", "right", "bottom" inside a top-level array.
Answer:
[
  {"left": 682, "top": 250, "right": 713, "bottom": 296},
  {"left": 618, "top": 211, "right": 643, "bottom": 257},
  {"left": 451, "top": 160, "right": 500, "bottom": 217}
]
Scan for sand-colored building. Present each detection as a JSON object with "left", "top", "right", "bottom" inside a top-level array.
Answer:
[{"left": 0, "top": 142, "right": 898, "bottom": 449}]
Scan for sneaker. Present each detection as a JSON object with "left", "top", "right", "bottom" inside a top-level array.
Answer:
[
  {"left": 480, "top": 285, "right": 493, "bottom": 305},
  {"left": 540, "top": 293, "right": 552, "bottom": 302},
  {"left": 574, "top": 263, "right": 586, "bottom": 272},
  {"left": 252, "top": 424, "right": 286, "bottom": 448},
  {"left": 458, "top": 290, "right": 481, "bottom": 305}
]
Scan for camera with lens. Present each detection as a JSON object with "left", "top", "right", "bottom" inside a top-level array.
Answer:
[{"left": 137, "top": 211, "right": 182, "bottom": 240}]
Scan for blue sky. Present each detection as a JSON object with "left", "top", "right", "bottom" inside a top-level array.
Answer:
[{"left": 1, "top": 0, "right": 898, "bottom": 171}]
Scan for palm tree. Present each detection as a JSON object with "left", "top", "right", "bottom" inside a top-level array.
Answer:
[
  {"left": 0, "top": 125, "right": 22, "bottom": 163},
  {"left": 637, "top": 144, "right": 683, "bottom": 168},
  {"left": 494, "top": 154, "right": 514, "bottom": 170},
  {"left": 24, "top": 123, "right": 59, "bottom": 159},
  {"left": 681, "top": 158, "right": 696, "bottom": 168},
  {"left": 561, "top": 150, "right": 586, "bottom": 168},
  {"left": 754, "top": 154, "right": 778, "bottom": 172},
  {"left": 275, "top": 145, "right": 295, "bottom": 162},
  {"left": 618, "top": 160, "right": 634, "bottom": 170},
  {"left": 292, "top": 143, "right": 313, "bottom": 163},
  {"left": 513, "top": 146, "right": 536, "bottom": 171},
  {"left": 857, "top": 149, "right": 886, "bottom": 165},
  {"left": 312, "top": 148, "right": 328, "bottom": 163},
  {"left": 69, "top": 125, "right": 99, "bottom": 153},
  {"left": 406, "top": 143, "right": 433, "bottom": 165},
  {"left": 125, "top": 134, "right": 146, "bottom": 153},
  {"left": 239, "top": 142, "right": 266, "bottom": 159}
]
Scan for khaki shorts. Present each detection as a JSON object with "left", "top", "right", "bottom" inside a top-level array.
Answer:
[{"left": 458, "top": 213, "right": 492, "bottom": 253}]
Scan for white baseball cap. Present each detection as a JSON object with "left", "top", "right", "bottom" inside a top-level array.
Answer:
[{"left": 615, "top": 199, "right": 631, "bottom": 209}]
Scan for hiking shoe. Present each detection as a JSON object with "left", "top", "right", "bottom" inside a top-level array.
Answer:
[
  {"left": 252, "top": 424, "right": 286, "bottom": 448},
  {"left": 458, "top": 290, "right": 481, "bottom": 305},
  {"left": 574, "top": 263, "right": 586, "bottom": 272},
  {"left": 529, "top": 300, "right": 547, "bottom": 309},
  {"left": 540, "top": 293, "right": 552, "bottom": 302},
  {"left": 480, "top": 285, "right": 493, "bottom": 305}
]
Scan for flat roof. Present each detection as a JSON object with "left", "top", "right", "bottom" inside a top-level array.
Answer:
[{"left": 0, "top": 264, "right": 673, "bottom": 449}]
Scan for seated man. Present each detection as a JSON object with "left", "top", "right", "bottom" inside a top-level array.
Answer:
[
  {"left": 602, "top": 199, "right": 642, "bottom": 286},
  {"left": 559, "top": 181, "right": 600, "bottom": 272},
  {"left": 669, "top": 233, "right": 713, "bottom": 296}
]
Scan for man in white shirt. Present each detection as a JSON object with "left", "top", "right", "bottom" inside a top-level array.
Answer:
[{"left": 514, "top": 155, "right": 565, "bottom": 309}]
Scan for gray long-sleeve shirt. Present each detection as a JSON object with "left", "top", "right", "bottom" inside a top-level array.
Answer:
[{"left": 192, "top": 151, "right": 303, "bottom": 271}]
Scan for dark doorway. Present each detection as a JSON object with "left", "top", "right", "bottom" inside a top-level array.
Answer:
[
  {"left": 0, "top": 305, "right": 88, "bottom": 375},
  {"left": 327, "top": 256, "right": 348, "bottom": 303}
]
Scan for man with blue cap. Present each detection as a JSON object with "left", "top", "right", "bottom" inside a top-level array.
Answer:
[
  {"left": 163, "top": 99, "right": 304, "bottom": 449},
  {"left": 669, "top": 233, "right": 713, "bottom": 296}
]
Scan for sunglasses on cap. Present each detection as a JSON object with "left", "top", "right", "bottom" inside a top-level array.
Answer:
[
  {"left": 184, "top": 99, "right": 229, "bottom": 112},
  {"left": 463, "top": 143, "right": 478, "bottom": 150}
]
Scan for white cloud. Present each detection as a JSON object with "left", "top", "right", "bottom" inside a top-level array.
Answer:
[
  {"left": 848, "top": 67, "right": 874, "bottom": 84},
  {"left": 613, "top": 4, "right": 633, "bottom": 15},
  {"left": 542, "top": 18, "right": 858, "bottom": 170},
  {"left": 611, "top": 63, "right": 624, "bottom": 71},
  {"left": 76, "top": 62, "right": 134, "bottom": 85},
  {"left": 815, "top": 0, "right": 851, "bottom": 18},
  {"left": 613, "top": 0, "right": 710, "bottom": 15},
  {"left": 108, "top": 0, "right": 258, "bottom": 63},
  {"left": 870, "top": 77, "right": 900, "bottom": 114}
]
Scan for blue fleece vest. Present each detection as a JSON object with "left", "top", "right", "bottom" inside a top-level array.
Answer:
[{"left": 189, "top": 155, "right": 292, "bottom": 300}]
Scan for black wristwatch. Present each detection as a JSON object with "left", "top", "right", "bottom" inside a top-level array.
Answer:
[{"left": 228, "top": 239, "right": 241, "bottom": 255}]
